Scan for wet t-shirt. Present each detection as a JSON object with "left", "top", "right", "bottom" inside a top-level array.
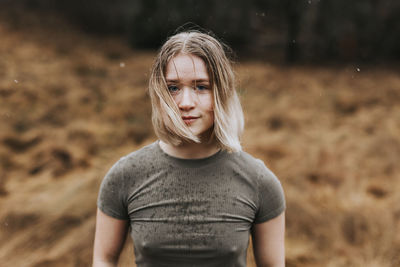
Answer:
[{"left": 97, "top": 141, "right": 285, "bottom": 267}]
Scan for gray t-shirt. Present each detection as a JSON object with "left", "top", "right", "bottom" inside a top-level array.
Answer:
[{"left": 97, "top": 141, "right": 285, "bottom": 267}]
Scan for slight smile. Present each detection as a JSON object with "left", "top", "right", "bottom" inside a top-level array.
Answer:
[{"left": 182, "top": 116, "right": 199, "bottom": 124}]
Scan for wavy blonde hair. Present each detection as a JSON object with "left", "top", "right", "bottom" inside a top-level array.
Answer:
[{"left": 148, "top": 31, "right": 244, "bottom": 152}]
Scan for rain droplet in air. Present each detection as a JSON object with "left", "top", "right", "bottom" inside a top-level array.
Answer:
[
  {"left": 14, "top": 80, "right": 18, "bottom": 83},
  {"left": 356, "top": 67, "right": 360, "bottom": 72},
  {"left": 120, "top": 62, "right": 125, "bottom": 68}
]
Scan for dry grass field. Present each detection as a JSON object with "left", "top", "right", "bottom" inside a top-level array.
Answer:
[{"left": 1, "top": 8, "right": 399, "bottom": 267}]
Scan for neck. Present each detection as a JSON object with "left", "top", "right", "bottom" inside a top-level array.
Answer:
[{"left": 159, "top": 139, "right": 220, "bottom": 159}]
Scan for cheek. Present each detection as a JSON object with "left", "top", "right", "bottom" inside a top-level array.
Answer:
[
  {"left": 171, "top": 94, "right": 179, "bottom": 104},
  {"left": 202, "top": 94, "right": 214, "bottom": 111},
  {"left": 207, "top": 102, "right": 214, "bottom": 122},
  {"left": 196, "top": 94, "right": 213, "bottom": 112}
]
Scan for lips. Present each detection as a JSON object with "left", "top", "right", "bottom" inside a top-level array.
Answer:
[{"left": 182, "top": 116, "right": 199, "bottom": 124}]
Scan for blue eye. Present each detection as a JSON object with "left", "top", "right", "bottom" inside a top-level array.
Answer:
[
  {"left": 168, "top": 85, "right": 179, "bottom": 93},
  {"left": 196, "top": 85, "right": 208, "bottom": 91}
]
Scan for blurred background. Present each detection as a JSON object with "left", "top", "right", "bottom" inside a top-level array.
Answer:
[{"left": 0, "top": 0, "right": 399, "bottom": 266}]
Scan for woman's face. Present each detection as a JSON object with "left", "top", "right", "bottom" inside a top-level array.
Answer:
[{"left": 165, "top": 53, "right": 214, "bottom": 138}]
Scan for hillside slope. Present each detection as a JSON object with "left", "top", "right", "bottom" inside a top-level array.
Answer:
[{"left": 1, "top": 8, "right": 399, "bottom": 267}]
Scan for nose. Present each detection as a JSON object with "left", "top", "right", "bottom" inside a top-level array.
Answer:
[{"left": 178, "top": 87, "right": 195, "bottom": 111}]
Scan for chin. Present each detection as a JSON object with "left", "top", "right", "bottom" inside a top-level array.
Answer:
[{"left": 197, "top": 128, "right": 215, "bottom": 143}]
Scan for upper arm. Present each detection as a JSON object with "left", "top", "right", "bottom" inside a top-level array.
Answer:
[
  {"left": 251, "top": 212, "right": 285, "bottom": 267},
  {"left": 93, "top": 208, "right": 129, "bottom": 266}
]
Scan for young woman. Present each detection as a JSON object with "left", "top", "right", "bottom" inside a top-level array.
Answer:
[{"left": 93, "top": 30, "right": 286, "bottom": 267}]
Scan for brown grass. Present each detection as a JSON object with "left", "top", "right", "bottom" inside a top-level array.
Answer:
[{"left": 1, "top": 7, "right": 399, "bottom": 267}]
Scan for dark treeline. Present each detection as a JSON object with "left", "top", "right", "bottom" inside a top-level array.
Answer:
[{"left": 3, "top": 0, "right": 400, "bottom": 63}]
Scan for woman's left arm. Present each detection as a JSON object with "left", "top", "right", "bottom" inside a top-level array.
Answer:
[{"left": 251, "top": 212, "right": 285, "bottom": 267}]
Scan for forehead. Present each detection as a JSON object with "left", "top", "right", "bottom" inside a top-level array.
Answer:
[{"left": 165, "top": 53, "right": 209, "bottom": 81}]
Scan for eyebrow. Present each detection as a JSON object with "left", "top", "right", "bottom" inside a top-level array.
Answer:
[{"left": 166, "top": 79, "right": 210, "bottom": 83}]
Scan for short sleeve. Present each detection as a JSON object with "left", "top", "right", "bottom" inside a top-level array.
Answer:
[
  {"left": 254, "top": 163, "right": 286, "bottom": 224},
  {"left": 97, "top": 160, "right": 129, "bottom": 220}
]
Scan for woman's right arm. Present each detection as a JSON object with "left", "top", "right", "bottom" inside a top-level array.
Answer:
[{"left": 93, "top": 208, "right": 129, "bottom": 267}]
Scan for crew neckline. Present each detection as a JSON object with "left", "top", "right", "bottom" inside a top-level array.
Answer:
[{"left": 154, "top": 140, "right": 226, "bottom": 168}]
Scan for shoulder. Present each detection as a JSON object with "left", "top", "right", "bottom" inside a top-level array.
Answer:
[
  {"left": 225, "top": 150, "right": 285, "bottom": 211},
  {"left": 230, "top": 150, "right": 283, "bottom": 194},
  {"left": 113, "top": 141, "right": 159, "bottom": 170},
  {"left": 229, "top": 150, "right": 275, "bottom": 179},
  {"left": 234, "top": 152, "right": 286, "bottom": 222},
  {"left": 103, "top": 141, "right": 160, "bottom": 181}
]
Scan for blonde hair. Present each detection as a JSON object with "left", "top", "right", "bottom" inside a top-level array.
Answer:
[{"left": 148, "top": 31, "right": 244, "bottom": 152}]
